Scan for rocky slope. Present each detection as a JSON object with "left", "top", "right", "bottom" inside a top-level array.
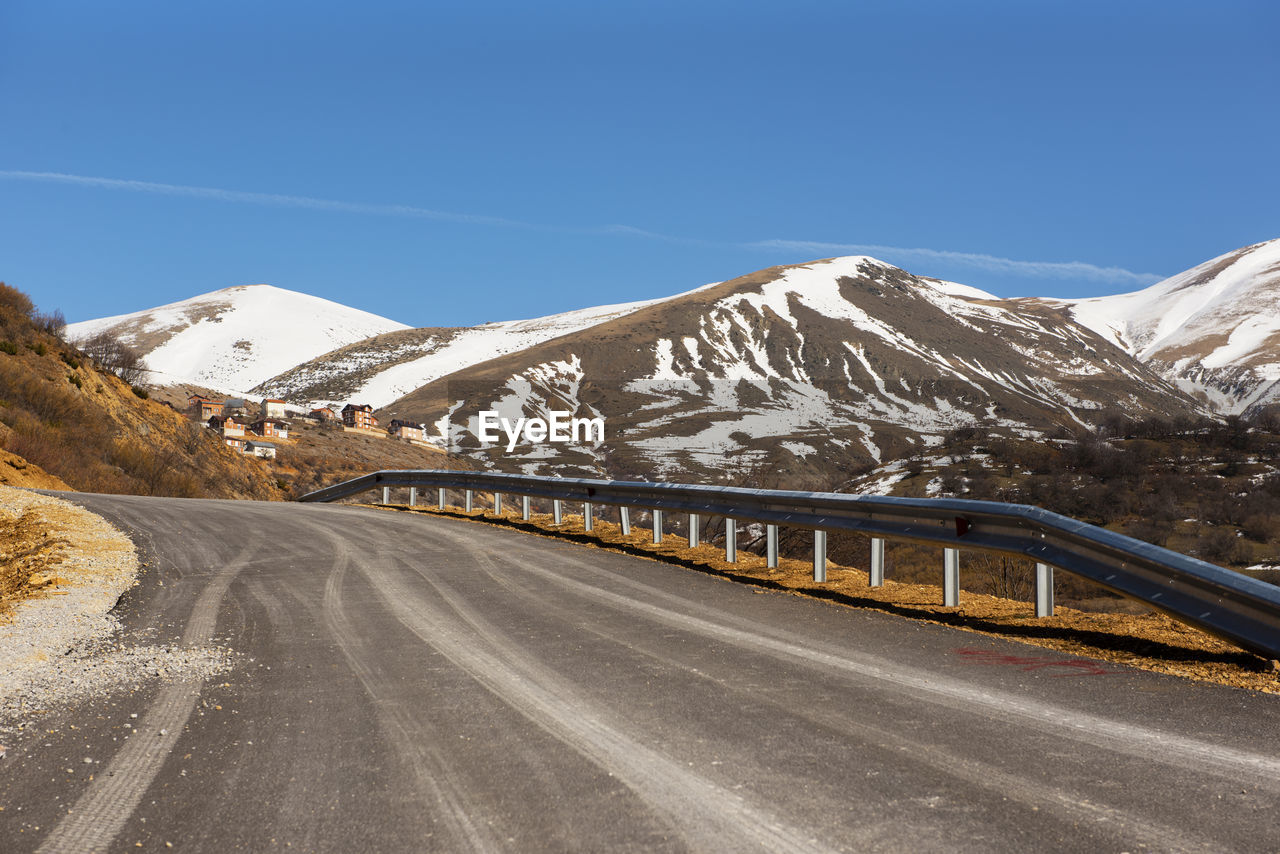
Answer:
[{"left": 0, "top": 283, "right": 279, "bottom": 500}]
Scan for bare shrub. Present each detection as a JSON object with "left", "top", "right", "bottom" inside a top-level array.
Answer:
[
  {"left": 1200, "top": 527, "right": 1251, "bottom": 565},
  {"left": 32, "top": 308, "right": 66, "bottom": 338},
  {"left": 0, "top": 282, "right": 34, "bottom": 322},
  {"left": 78, "top": 331, "right": 148, "bottom": 386},
  {"left": 966, "top": 552, "right": 1034, "bottom": 601}
]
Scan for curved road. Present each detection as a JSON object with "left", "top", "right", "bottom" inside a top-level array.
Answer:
[{"left": 3, "top": 494, "right": 1280, "bottom": 852}]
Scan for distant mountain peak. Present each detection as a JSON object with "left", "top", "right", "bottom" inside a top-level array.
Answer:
[
  {"left": 65, "top": 284, "right": 409, "bottom": 395},
  {"left": 1054, "top": 237, "right": 1280, "bottom": 413}
]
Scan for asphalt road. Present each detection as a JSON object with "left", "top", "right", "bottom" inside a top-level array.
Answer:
[{"left": 3, "top": 494, "right": 1280, "bottom": 853}]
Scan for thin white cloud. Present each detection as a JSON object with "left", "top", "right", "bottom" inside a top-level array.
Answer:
[
  {"left": 1, "top": 170, "right": 1165, "bottom": 286},
  {"left": 749, "top": 239, "right": 1164, "bottom": 286},
  {"left": 0, "top": 170, "right": 533, "bottom": 229}
]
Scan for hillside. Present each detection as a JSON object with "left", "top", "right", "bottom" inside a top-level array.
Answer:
[
  {"left": 65, "top": 284, "right": 409, "bottom": 394},
  {"left": 256, "top": 416, "right": 478, "bottom": 500},
  {"left": 57, "top": 240, "right": 1280, "bottom": 490},
  {"left": 832, "top": 412, "right": 1280, "bottom": 601},
  {"left": 0, "top": 283, "right": 278, "bottom": 499},
  {"left": 1047, "top": 238, "right": 1280, "bottom": 413},
  {"left": 381, "top": 256, "right": 1205, "bottom": 483},
  {"left": 251, "top": 292, "right": 708, "bottom": 408}
]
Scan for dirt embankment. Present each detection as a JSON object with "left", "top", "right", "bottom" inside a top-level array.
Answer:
[
  {"left": 0, "top": 496, "right": 72, "bottom": 618},
  {"left": 0, "top": 446, "right": 71, "bottom": 491}
]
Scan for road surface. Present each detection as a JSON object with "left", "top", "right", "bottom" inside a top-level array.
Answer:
[{"left": 3, "top": 494, "right": 1279, "bottom": 852}]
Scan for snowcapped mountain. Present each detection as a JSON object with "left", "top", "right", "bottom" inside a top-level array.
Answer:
[
  {"left": 1049, "top": 238, "right": 1280, "bottom": 413},
  {"left": 65, "top": 284, "right": 409, "bottom": 394},
  {"left": 68, "top": 238, "right": 1279, "bottom": 485},
  {"left": 382, "top": 256, "right": 1202, "bottom": 482},
  {"left": 251, "top": 291, "right": 715, "bottom": 407}
]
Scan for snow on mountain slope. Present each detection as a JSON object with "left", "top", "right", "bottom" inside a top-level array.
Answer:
[
  {"left": 387, "top": 256, "right": 1202, "bottom": 482},
  {"left": 66, "top": 285, "right": 409, "bottom": 394},
  {"left": 1052, "top": 238, "right": 1280, "bottom": 413},
  {"left": 254, "top": 288, "right": 721, "bottom": 407}
]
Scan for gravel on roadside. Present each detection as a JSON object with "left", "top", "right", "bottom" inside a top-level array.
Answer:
[{"left": 0, "top": 487, "right": 233, "bottom": 742}]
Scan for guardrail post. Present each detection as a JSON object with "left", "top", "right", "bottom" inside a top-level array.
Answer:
[
  {"left": 553, "top": 499, "right": 563, "bottom": 525},
  {"left": 652, "top": 509, "right": 663, "bottom": 544},
  {"left": 814, "top": 531, "right": 827, "bottom": 582},
  {"left": 494, "top": 492, "right": 502, "bottom": 515},
  {"left": 1036, "top": 563, "right": 1055, "bottom": 617},
  {"left": 870, "top": 537, "right": 885, "bottom": 587},
  {"left": 465, "top": 489, "right": 474, "bottom": 513},
  {"left": 584, "top": 501, "right": 593, "bottom": 532},
  {"left": 382, "top": 486, "right": 390, "bottom": 505},
  {"left": 944, "top": 548, "right": 960, "bottom": 606},
  {"left": 408, "top": 487, "right": 417, "bottom": 506},
  {"left": 438, "top": 487, "right": 446, "bottom": 510},
  {"left": 725, "top": 519, "right": 736, "bottom": 563},
  {"left": 767, "top": 524, "right": 778, "bottom": 568},
  {"left": 688, "top": 513, "right": 699, "bottom": 547},
  {"left": 620, "top": 506, "right": 631, "bottom": 535},
  {"left": 522, "top": 495, "right": 530, "bottom": 521}
]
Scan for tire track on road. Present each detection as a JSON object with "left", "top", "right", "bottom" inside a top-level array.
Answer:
[
  {"left": 440, "top": 525, "right": 1280, "bottom": 786},
  {"left": 36, "top": 534, "right": 257, "bottom": 854},
  {"left": 313, "top": 528, "right": 504, "bottom": 853},
  {"left": 352, "top": 545, "right": 849, "bottom": 854},
  {"left": 430, "top": 525, "right": 1221, "bottom": 854}
]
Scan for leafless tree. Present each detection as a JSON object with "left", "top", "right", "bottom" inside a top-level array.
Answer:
[
  {"left": 32, "top": 308, "right": 66, "bottom": 338},
  {"left": 78, "top": 331, "right": 148, "bottom": 386}
]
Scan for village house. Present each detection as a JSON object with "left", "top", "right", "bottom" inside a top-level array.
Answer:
[
  {"left": 309, "top": 406, "right": 338, "bottom": 422},
  {"left": 209, "top": 415, "right": 246, "bottom": 438},
  {"left": 388, "top": 419, "right": 428, "bottom": 442},
  {"left": 187, "top": 394, "right": 224, "bottom": 421},
  {"left": 261, "top": 398, "right": 287, "bottom": 419},
  {"left": 222, "top": 398, "right": 251, "bottom": 417},
  {"left": 224, "top": 435, "right": 246, "bottom": 452},
  {"left": 250, "top": 418, "right": 290, "bottom": 440},
  {"left": 244, "top": 440, "right": 277, "bottom": 459},
  {"left": 342, "top": 403, "right": 377, "bottom": 431}
]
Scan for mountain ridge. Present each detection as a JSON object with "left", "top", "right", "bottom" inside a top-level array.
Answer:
[
  {"left": 1043, "top": 238, "right": 1280, "bottom": 413},
  {"left": 65, "top": 283, "right": 409, "bottom": 395},
  {"left": 66, "top": 240, "right": 1280, "bottom": 481},
  {"left": 381, "top": 256, "right": 1203, "bottom": 481}
]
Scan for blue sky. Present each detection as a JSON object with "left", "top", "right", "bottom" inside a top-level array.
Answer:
[{"left": 2, "top": 0, "right": 1277, "bottom": 326}]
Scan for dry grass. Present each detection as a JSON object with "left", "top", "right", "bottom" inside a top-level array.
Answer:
[{"left": 367, "top": 501, "right": 1280, "bottom": 695}]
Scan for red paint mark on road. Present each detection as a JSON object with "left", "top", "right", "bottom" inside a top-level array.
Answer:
[{"left": 953, "top": 647, "right": 1119, "bottom": 677}]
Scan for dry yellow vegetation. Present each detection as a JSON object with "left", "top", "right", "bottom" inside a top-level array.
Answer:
[{"left": 0, "top": 282, "right": 278, "bottom": 499}]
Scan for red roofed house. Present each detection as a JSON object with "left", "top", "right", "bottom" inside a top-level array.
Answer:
[{"left": 261, "top": 398, "right": 287, "bottom": 419}]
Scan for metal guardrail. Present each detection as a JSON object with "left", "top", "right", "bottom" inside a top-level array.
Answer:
[{"left": 299, "top": 469, "right": 1280, "bottom": 660}]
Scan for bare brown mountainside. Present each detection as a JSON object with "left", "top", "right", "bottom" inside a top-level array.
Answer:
[
  {"left": 249, "top": 327, "right": 466, "bottom": 404},
  {"left": 381, "top": 257, "right": 1205, "bottom": 485},
  {"left": 0, "top": 283, "right": 278, "bottom": 499}
]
